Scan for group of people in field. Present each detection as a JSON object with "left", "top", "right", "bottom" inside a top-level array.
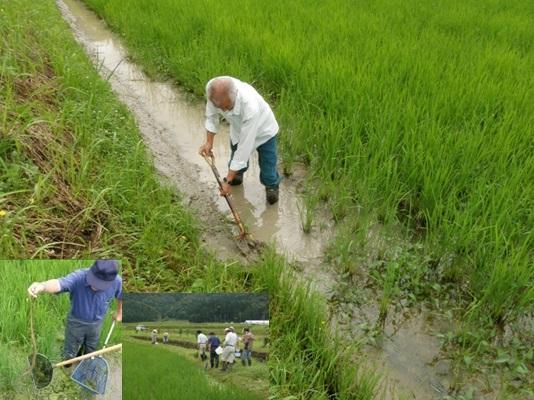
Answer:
[
  {"left": 148, "top": 325, "right": 255, "bottom": 371},
  {"left": 197, "top": 326, "right": 255, "bottom": 371},
  {"left": 150, "top": 329, "right": 169, "bottom": 344}
]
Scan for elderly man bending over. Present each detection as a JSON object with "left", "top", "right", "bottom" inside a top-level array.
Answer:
[{"left": 199, "top": 76, "right": 281, "bottom": 204}]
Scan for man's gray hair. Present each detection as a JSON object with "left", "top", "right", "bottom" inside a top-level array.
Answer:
[{"left": 206, "top": 76, "right": 237, "bottom": 103}]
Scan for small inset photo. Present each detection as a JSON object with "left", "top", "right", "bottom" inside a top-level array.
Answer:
[
  {"left": 123, "top": 293, "right": 269, "bottom": 400},
  {"left": 0, "top": 260, "right": 123, "bottom": 400}
]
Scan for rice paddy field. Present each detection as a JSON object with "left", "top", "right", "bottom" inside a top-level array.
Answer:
[
  {"left": 124, "top": 339, "right": 266, "bottom": 400},
  {"left": 79, "top": 0, "right": 533, "bottom": 395},
  {"left": 2, "top": 0, "right": 533, "bottom": 398},
  {"left": 80, "top": 0, "right": 534, "bottom": 325},
  {"left": 0, "top": 260, "right": 121, "bottom": 398},
  {"left": 1, "top": 1, "right": 376, "bottom": 399},
  {"left": 123, "top": 321, "right": 269, "bottom": 399}
]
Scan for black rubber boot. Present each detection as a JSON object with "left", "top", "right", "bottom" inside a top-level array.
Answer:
[
  {"left": 242, "top": 359, "right": 246, "bottom": 366},
  {"left": 266, "top": 187, "right": 279, "bottom": 204},
  {"left": 248, "top": 359, "right": 252, "bottom": 366},
  {"left": 229, "top": 172, "right": 244, "bottom": 186}
]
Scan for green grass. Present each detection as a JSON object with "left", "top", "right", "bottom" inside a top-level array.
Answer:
[
  {"left": 81, "top": 0, "right": 533, "bottom": 327},
  {"left": 124, "top": 339, "right": 265, "bottom": 400},
  {"left": 77, "top": 0, "right": 533, "bottom": 392},
  {"left": 0, "top": 260, "right": 122, "bottom": 397},
  {"left": 0, "top": 261, "right": 74, "bottom": 366},
  {"left": 0, "top": 3, "right": 376, "bottom": 398},
  {"left": 0, "top": 0, "right": 254, "bottom": 292},
  {"left": 127, "top": 335, "right": 270, "bottom": 398}
]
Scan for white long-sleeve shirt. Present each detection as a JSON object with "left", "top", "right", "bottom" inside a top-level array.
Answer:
[
  {"left": 204, "top": 77, "right": 279, "bottom": 171},
  {"left": 197, "top": 333, "right": 208, "bottom": 344},
  {"left": 224, "top": 331, "right": 238, "bottom": 346}
]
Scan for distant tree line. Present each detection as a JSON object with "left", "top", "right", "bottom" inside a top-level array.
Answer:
[{"left": 123, "top": 293, "right": 269, "bottom": 323}]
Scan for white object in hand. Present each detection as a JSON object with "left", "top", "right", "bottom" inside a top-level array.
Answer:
[{"left": 28, "top": 282, "right": 44, "bottom": 298}]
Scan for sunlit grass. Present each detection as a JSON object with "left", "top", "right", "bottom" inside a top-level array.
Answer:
[
  {"left": 82, "top": 0, "right": 533, "bottom": 326},
  {"left": 124, "top": 340, "right": 263, "bottom": 400},
  {"left": 0, "top": 0, "right": 378, "bottom": 397}
]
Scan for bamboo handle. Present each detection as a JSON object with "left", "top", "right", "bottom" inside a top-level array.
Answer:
[
  {"left": 54, "top": 343, "right": 122, "bottom": 368},
  {"left": 103, "top": 321, "right": 116, "bottom": 348}
]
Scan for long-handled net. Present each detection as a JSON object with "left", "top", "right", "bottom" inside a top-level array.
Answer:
[
  {"left": 28, "top": 353, "right": 54, "bottom": 389},
  {"left": 70, "top": 320, "right": 115, "bottom": 395},
  {"left": 70, "top": 356, "right": 109, "bottom": 395},
  {"left": 27, "top": 298, "right": 55, "bottom": 389}
]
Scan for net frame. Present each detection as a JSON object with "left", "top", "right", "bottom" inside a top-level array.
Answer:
[
  {"left": 70, "top": 356, "right": 109, "bottom": 395},
  {"left": 28, "top": 353, "right": 53, "bottom": 389}
]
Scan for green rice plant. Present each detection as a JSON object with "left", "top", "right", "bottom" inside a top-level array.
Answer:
[
  {"left": 126, "top": 333, "right": 270, "bottom": 398},
  {"left": 0, "top": 343, "right": 26, "bottom": 393},
  {"left": 82, "top": 0, "right": 534, "bottom": 328},
  {"left": 255, "top": 250, "right": 379, "bottom": 399},
  {"left": 124, "top": 340, "right": 263, "bottom": 400},
  {"left": 0, "top": 261, "right": 80, "bottom": 355},
  {"left": 297, "top": 188, "right": 319, "bottom": 234},
  {"left": 378, "top": 261, "right": 399, "bottom": 327},
  {"left": 0, "top": 0, "right": 254, "bottom": 292}
]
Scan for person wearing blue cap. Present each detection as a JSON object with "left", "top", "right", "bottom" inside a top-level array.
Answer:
[{"left": 27, "top": 260, "right": 122, "bottom": 363}]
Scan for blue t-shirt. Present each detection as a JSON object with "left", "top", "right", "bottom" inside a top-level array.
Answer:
[
  {"left": 208, "top": 336, "right": 221, "bottom": 351},
  {"left": 58, "top": 268, "right": 122, "bottom": 323}
]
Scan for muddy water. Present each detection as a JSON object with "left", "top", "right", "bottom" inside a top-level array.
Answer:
[
  {"left": 57, "top": 1, "right": 454, "bottom": 398},
  {"left": 366, "top": 312, "right": 451, "bottom": 399},
  {"left": 57, "top": 0, "right": 333, "bottom": 268}
]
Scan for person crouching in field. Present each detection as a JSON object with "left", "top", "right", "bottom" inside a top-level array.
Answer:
[
  {"left": 241, "top": 327, "right": 254, "bottom": 366},
  {"left": 221, "top": 327, "right": 238, "bottom": 371},
  {"left": 199, "top": 76, "right": 282, "bottom": 205},
  {"left": 163, "top": 332, "right": 169, "bottom": 344},
  {"left": 197, "top": 330, "right": 208, "bottom": 361},
  {"left": 207, "top": 331, "right": 221, "bottom": 369},
  {"left": 151, "top": 329, "right": 158, "bottom": 344},
  {"left": 27, "top": 260, "right": 122, "bottom": 367}
]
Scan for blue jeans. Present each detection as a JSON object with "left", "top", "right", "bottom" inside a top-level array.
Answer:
[
  {"left": 242, "top": 349, "right": 252, "bottom": 361},
  {"left": 63, "top": 314, "right": 103, "bottom": 361},
  {"left": 229, "top": 135, "right": 281, "bottom": 188},
  {"left": 210, "top": 351, "right": 219, "bottom": 368}
]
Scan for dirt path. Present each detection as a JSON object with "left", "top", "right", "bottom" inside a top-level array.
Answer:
[
  {"left": 56, "top": 1, "right": 460, "bottom": 398},
  {"left": 100, "top": 352, "right": 121, "bottom": 400}
]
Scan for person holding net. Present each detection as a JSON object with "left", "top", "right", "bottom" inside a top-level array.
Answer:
[{"left": 27, "top": 260, "right": 123, "bottom": 369}]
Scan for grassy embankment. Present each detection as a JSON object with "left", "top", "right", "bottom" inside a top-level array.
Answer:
[
  {"left": 81, "top": 0, "right": 534, "bottom": 390},
  {"left": 1, "top": 1, "right": 377, "bottom": 399}
]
